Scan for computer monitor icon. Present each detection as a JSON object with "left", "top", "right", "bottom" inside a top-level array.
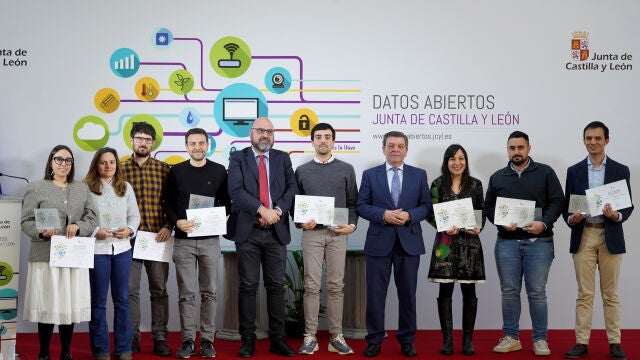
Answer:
[{"left": 222, "top": 98, "right": 259, "bottom": 126}]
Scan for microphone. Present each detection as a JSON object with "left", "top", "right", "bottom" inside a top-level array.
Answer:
[{"left": 0, "top": 172, "right": 30, "bottom": 184}]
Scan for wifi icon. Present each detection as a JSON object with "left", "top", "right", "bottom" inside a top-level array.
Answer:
[{"left": 218, "top": 42, "right": 242, "bottom": 68}]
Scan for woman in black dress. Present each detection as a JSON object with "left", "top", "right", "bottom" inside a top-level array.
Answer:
[{"left": 427, "top": 144, "right": 486, "bottom": 356}]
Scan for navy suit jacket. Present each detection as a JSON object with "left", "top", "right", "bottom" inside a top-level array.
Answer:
[
  {"left": 226, "top": 146, "right": 299, "bottom": 245},
  {"left": 563, "top": 156, "right": 633, "bottom": 254},
  {"left": 356, "top": 163, "right": 432, "bottom": 256}
]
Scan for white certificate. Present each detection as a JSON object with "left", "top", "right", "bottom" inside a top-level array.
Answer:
[
  {"left": 49, "top": 235, "right": 96, "bottom": 268},
  {"left": 585, "top": 179, "right": 632, "bottom": 216},
  {"left": 294, "top": 195, "right": 335, "bottom": 225},
  {"left": 568, "top": 194, "right": 589, "bottom": 215},
  {"left": 432, "top": 198, "right": 476, "bottom": 232},
  {"left": 132, "top": 231, "right": 174, "bottom": 263},
  {"left": 494, "top": 197, "right": 536, "bottom": 227},
  {"left": 186, "top": 206, "right": 227, "bottom": 237},
  {"left": 189, "top": 194, "right": 215, "bottom": 209}
]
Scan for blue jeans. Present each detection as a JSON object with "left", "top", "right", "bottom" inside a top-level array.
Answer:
[
  {"left": 494, "top": 236, "right": 554, "bottom": 341},
  {"left": 89, "top": 249, "right": 133, "bottom": 356}
]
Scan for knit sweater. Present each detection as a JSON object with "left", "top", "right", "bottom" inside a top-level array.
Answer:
[
  {"left": 21, "top": 180, "right": 98, "bottom": 262},
  {"left": 294, "top": 158, "right": 359, "bottom": 226}
]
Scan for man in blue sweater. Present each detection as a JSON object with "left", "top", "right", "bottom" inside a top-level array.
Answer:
[
  {"left": 484, "top": 131, "right": 565, "bottom": 357},
  {"left": 294, "top": 123, "right": 358, "bottom": 355}
]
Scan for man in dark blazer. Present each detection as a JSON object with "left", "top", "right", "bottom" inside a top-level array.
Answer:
[
  {"left": 226, "top": 117, "right": 299, "bottom": 358},
  {"left": 563, "top": 121, "right": 633, "bottom": 360},
  {"left": 356, "top": 131, "right": 432, "bottom": 358}
]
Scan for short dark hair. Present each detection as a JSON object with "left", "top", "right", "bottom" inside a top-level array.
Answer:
[
  {"left": 508, "top": 130, "right": 529, "bottom": 144},
  {"left": 185, "top": 128, "right": 209, "bottom": 144},
  {"left": 382, "top": 131, "right": 408, "bottom": 147},
  {"left": 44, "top": 145, "right": 75, "bottom": 182},
  {"left": 130, "top": 121, "right": 156, "bottom": 140},
  {"left": 583, "top": 121, "right": 609, "bottom": 140},
  {"left": 310, "top": 123, "right": 335, "bottom": 140}
]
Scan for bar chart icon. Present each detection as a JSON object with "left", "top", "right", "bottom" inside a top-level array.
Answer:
[
  {"left": 114, "top": 54, "right": 135, "bottom": 70},
  {"left": 110, "top": 48, "right": 140, "bottom": 78}
]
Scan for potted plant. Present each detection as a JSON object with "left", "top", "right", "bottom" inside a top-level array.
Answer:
[{"left": 283, "top": 250, "right": 325, "bottom": 338}]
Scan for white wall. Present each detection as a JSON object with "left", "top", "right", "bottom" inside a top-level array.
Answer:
[{"left": 1, "top": 0, "right": 638, "bottom": 332}]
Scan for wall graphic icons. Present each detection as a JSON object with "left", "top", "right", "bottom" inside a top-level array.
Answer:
[{"left": 74, "top": 29, "right": 361, "bottom": 163}]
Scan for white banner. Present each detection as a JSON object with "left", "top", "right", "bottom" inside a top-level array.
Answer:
[{"left": 0, "top": 197, "right": 22, "bottom": 360}]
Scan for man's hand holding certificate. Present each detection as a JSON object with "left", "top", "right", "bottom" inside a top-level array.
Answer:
[
  {"left": 494, "top": 197, "right": 536, "bottom": 227},
  {"left": 185, "top": 207, "right": 227, "bottom": 237},
  {"left": 49, "top": 235, "right": 96, "bottom": 268},
  {"left": 585, "top": 179, "right": 632, "bottom": 216},
  {"left": 432, "top": 198, "right": 476, "bottom": 232},
  {"left": 133, "top": 231, "right": 174, "bottom": 262},
  {"left": 294, "top": 195, "right": 335, "bottom": 226}
]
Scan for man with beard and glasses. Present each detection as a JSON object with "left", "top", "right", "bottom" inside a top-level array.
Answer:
[
  {"left": 226, "top": 117, "right": 299, "bottom": 358},
  {"left": 484, "top": 131, "right": 565, "bottom": 357},
  {"left": 164, "top": 127, "right": 231, "bottom": 358},
  {"left": 121, "top": 122, "right": 173, "bottom": 356}
]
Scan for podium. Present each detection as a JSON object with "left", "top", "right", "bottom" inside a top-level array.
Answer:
[{"left": 0, "top": 197, "right": 22, "bottom": 360}]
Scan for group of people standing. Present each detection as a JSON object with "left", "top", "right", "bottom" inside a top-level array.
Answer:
[{"left": 20, "top": 119, "right": 632, "bottom": 360}]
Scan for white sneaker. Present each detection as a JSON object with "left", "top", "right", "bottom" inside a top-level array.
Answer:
[
  {"left": 299, "top": 334, "right": 319, "bottom": 355},
  {"left": 533, "top": 340, "right": 551, "bottom": 356},
  {"left": 328, "top": 334, "right": 354, "bottom": 355},
  {"left": 493, "top": 336, "right": 522, "bottom": 353}
]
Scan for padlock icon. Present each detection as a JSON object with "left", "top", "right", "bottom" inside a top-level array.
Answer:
[{"left": 298, "top": 115, "right": 310, "bottom": 130}]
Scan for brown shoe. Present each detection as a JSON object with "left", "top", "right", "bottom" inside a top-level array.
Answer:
[
  {"left": 118, "top": 355, "right": 132, "bottom": 360},
  {"left": 93, "top": 356, "right": 110, "bottom": 360}
]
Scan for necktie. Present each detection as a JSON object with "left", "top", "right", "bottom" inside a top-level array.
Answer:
[
  {"left": 258, "top": 155, "right": 270, "bottom": 208},
  {"left": 391, "top": 167, "right": 401, "bottom": 207}
]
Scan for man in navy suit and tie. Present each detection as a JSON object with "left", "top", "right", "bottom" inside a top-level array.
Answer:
[
  {"left": 356, "top": 131, "right": 432, "bottom": 357},
  {"left": 227, "top": 117, "right": 299, "bottom": 358},
  {"left": 563, "top": 122, "right": 633, "bottom": 360}
]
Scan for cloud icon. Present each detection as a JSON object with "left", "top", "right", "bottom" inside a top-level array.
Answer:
[{"left": 77, "top": 122, "right": 106, "bottom": 140}]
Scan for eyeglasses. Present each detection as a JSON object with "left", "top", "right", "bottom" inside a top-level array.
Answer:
[
  {"left": 251, "top": 128, "right": 275, "bottom": 136},
  {"left": 53, "top": 157, "right": 74, "bottom": 165},
  {"left": 133, "top": 136, "right": 154, "bottom": 144}
]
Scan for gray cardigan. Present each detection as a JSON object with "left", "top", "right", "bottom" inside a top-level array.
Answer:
[{"left": 21, "top": 180, "right": 98, "bottom": 262}]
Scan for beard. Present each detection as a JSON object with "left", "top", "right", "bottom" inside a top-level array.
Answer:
[
  {"left": 134, "top": 146, "right": 150, "bottom": 157},
  {"left": 511, "top": 155, "right": 526, "bottom": 166},
  {"left": 252, "top": 138, "right": 273, "bottom": 153}
]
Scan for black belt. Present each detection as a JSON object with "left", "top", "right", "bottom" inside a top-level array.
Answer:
[
  {"left": 312, "top": 224, "right": 330, "bottom": 230},
  {"left": 253, "top": 224, "right": 274, "bottom": 231},
  {"left": 584, "top": 222, "right": 604, "bottom": 229}
]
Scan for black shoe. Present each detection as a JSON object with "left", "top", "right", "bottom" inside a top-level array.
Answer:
[
  {"left": 37, "top": 354, "right": 50, "bottom": 360},
  {"left": 59, "top": 353, "right": 72, "bottom": 360},
  {"left": 609, "top": 344, "right": 627, "bottom": 360},
  {"left": 363, "top": 344, "right": 381, "bottom": 357},
  {"left": 131, "top": 337, "right": 140, "bottom": 354},
  {"left": 269, "top": 339, "right": 295, "bottom": 357},
  {"left": 238, "top": 339, "right": 256, "bottom": 358},
  {"left": 200, "top": 340, "right": 216, "bottom": 358},
  {"left": 175, "top": 340, "right": 195, "bottom": 359},
  {"left": 564, "top": 344, "right": 588, "bottom": 358},
  {"left": 153, "top": 339, "right": 172, "bottom": 356},
  {"left": 401, "top": 343, "right": 417, "bottom": 357}
]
